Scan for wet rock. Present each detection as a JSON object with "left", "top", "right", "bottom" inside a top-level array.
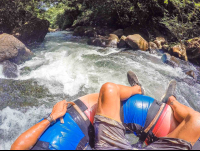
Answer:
[
  {"left": 162, "top": 45, "right": 170, "bottom": 52},
  {"left": 162, "top": 53, "right": 195, "bottom": 72},
  {"left": 108, "top": 34, "right": 120, "bottom": 47},
  {"left": 161, "top": 53, "right": 180, "bottom": 67},
  {"left": 149, "top": 42, "right": 158, "bottom": 53},
  {"left": 20, "top": 66, "right": 31, "bottom": 76},
  {"left": 162, "top": 53, "right": 198, "bottom": 86},
  {"left": 48, "top": 28, "right": 58, "bottom": 33},
  {"left": 185, "top": 37, "right": 200, "bottom": 65},
  {"left": 73, "top": 26, "right": 114, "bottom": 37},
  {"left": 118, "top": 36, "right": 128, "bottom": 48},
  {"left": 125, "top": 34, "right": 148, "bottom": 51},
  {"left": 112, "top": 29, "right": 124, "bottom": 38},
  {"left": 172, "top": 44, "right": 188, "bottom": 61},
  {"left": 88, "top": 38, "right": 104, "bottom": 47},
  {"left": 0, "top": 33, "right": 33, "bottom": 64},
  {"left": 124, "top": 26, "right": 150, "bottom": 41},
  {"left": 87, "top": 34, "right": 119, "bottom": 48},
  {"left": 2, "top": 60, "right": 18, "bottom": 78},
  {"left": 0, "top": 79, "right": 67, "bottom": 110},
  {"left": 154, "top": 37, "right": 166, "bottom": 49},
  {"left": 12, "top": 18, "right": 50, "bottom": 45},
  {"left": 186, "top": 70, "right": 197, "bottom": 80}
]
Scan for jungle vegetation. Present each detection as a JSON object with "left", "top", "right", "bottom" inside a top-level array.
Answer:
[{"left": 0, "top": 0, "right": 200, "bottom": 41}]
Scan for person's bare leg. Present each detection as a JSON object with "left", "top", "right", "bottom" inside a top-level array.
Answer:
[
  {"left": 167, "top": 96, "right": 195, "bottom": 123},
  {"left": 96, "top": 82, "right": 142, "bottom": 122},
  {"left": 166, "top": 96, "right": 200, "bottom": 146}
]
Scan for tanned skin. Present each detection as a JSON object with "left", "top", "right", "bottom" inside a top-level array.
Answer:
[
  {"left": 96, "top": 82, "right": 142, "bottom": 122},
  {"left": 11, "top": 100, "right": 68, "bottom": 150},
  {"left": 96, "top": 82, "right": 200, "bottom": 147},
  {"left": 166, "top": 96, "right": 200, "bottom": 146},
  {"left": 11, "top": 84, "right": 142, "bottom": 150},
  {"left": 11, "top": 83, "right": 200, "bottom": 149}
]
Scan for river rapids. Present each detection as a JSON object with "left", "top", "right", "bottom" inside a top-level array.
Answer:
[{"left": 0, "top": 31, "right": 200, "bottom": 150}]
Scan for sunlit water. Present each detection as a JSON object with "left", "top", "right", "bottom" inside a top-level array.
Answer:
[{"left": 0, "top": 31, "right": 200, "bottom": 150}]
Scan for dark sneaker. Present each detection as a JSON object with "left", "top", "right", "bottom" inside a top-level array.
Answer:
[
  {"left": 161, "top": 80, "right": 177, "bottom": 104},
  {"left": 127, "top": 71, "right": 145, "bottom": 95}
]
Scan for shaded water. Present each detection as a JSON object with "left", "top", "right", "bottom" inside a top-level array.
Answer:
[{"left": 0, "top": 31, "right": 200, "bottom": 149}]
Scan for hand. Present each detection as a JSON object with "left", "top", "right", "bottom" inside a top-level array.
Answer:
[{"left": 50, "top": 100, "right": 68, "bottom": 121}]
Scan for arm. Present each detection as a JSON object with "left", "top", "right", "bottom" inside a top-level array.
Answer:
[
  {"left": 11, "top": 120, "right": 50, "bottom": 150},
  {"left": 11, "top": 100, "right": 68, "bottom": 150}
]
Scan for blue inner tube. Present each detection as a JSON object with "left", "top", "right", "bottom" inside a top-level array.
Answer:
[
  {"left": 39, "top": 113, "right": 85, "bottom": 150},
  {"left": 33, "top": 94, "right": 155, "bottom": 150},
  {"left": 123, "top": 94, "right": 155, "bottom": 128}
]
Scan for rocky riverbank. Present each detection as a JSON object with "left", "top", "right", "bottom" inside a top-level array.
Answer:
[
  {"left": 72, "top": 26, "right": 200, "bottom": 85},
  {"left": 0, "top": 1, "right": 50, "bottom": 78}
]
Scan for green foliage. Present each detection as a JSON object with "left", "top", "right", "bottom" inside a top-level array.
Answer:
[
  {"left": 1, "top": 0, "right": 200, "bottom": 42},
  {"left": 161, "top": 0, "right": 200, "bottom": 42}
]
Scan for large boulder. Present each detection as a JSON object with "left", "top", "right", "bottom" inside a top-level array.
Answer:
[
  {"left": 124, "top": 26, "right": 150, "bottom": 41},
  {"left": 154, "top": 37, "right": 166, "bottom": 49},
  {"left": 12, "top": 17, "right": 49, "bottom": 45},
  {"left": 118, "top": 36, "right": 128, "bottom": 48},
  {"left": 185, "top": 38, "right": 200, "bottom": 65},
  {"left": 172, "top": 44, "right": 188, "bottom": 61},
  {"left": 125, "top": 34, "right": 149, "bottom": 51},
  {"left": 149, "top": 42, "right": 158, "bottom": 53},
  {"left": 88, "top": 34, "right": 119, "bottom": 48},
  {"left": 1, "top": 60, "right": 18, "bottom": 78},
  {"left": 88, "top": 37, "right": 104, "bottom": 47},
  {"left": 0, "top": 33, "right": 33, "bottom": 64},
  {"left": 48, "top": 28, "right": 58, "bottom": 33}
]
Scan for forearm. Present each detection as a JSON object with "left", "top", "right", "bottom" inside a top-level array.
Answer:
[{"left": 11, "top": 119, "right": 50, "bottom": 150}]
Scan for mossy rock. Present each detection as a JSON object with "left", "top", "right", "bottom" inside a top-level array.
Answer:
[
  {"left": 20, "top": 66, "right": 31, "bottom": 76},
  {"left": 0, "top": 79, "right": 66, "bottom": 110}
]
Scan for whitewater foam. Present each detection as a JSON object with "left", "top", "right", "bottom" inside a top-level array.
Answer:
[
  {"left": 0, "top": 106, "right": 52, "bottom": 150},
  {"left": 1, "top": 31, "right": 200, "bottom": 149}
]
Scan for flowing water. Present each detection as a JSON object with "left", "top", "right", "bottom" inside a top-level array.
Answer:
[{"left": 0, "top": 31, "right": 200, "bottom": 150}]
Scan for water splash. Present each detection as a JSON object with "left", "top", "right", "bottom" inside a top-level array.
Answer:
[{"left": 1, "top": 31, "right": 200, "bottom": 149}]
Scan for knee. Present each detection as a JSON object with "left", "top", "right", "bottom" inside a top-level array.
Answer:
[{"left": 100, "top": 82, "right": 118, "bottom": 93}]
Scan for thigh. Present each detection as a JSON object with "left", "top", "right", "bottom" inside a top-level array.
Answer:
[
  {"left": 97, "top": 83, "right": 121, "bottom": 122},
  {"left": 167, "top": 111, "right": 200, "bottom": 145}
]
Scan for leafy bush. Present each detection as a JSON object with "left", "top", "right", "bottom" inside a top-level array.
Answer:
[{"left": 1, "top": 0, "right": 200, "bottom": 42}]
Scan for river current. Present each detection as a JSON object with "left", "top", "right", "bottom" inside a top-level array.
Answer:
[{"left": 0, "top": 31, "right": 200, "bottom": 150}]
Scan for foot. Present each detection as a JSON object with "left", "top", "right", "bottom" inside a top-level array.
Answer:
[
  {"left": 161, "top": 80, "right": 177, "bottom": 104},
  {"left": 127, "top": 71, "right": 145, "bottom": 95}
]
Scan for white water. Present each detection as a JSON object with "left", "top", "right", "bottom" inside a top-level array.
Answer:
[{"left": 0, "top": 31, "right": 200, "bottom": 150}]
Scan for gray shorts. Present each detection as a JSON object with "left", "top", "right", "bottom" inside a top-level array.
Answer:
[
  {"left": 94, "top": 114, "right": 192, "bottom": 150},
  {"left": 145, "top": 137, "right": 192, "bottom": 150},
  {"left": 94, "top": 114, "right": 133, "bottom": 150}
]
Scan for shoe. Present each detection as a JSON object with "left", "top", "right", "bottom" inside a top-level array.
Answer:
[
  {"left": 161, "top": 80, "right": 177, "bottom": 104},
  {"left": 127, "top": 71, "right": 145, "bottom": 95}
]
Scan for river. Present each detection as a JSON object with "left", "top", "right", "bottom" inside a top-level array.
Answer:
[{"left": 0, "top": 31, "right": 200, "bottom": 150}]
